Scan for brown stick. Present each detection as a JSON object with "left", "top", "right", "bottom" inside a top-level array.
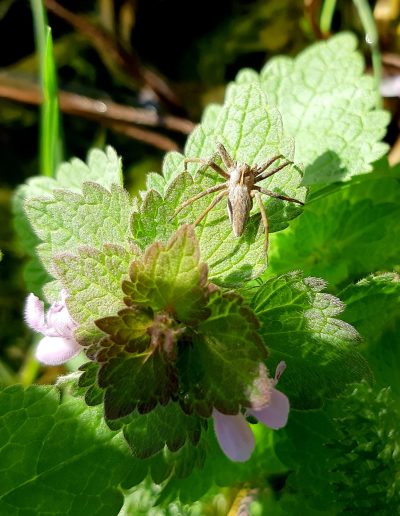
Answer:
[
  {"left": 102, "top": 121, "right": 179, "bottom": 151},
  {"left": 0, "top": 75, "right": 194, "bottom": 134}
]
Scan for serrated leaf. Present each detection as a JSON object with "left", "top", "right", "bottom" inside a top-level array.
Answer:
[
  {"left": 96, "top": 332, "right": 179, "bottom": 420},
  {"left": 236, "top": 32, "right": 389, "bottom": 184},
  {"left": 157, "top": 422, "right": 287, "bottom": 507},
  {"left": 12, "top": 147, "right": 123, "bottom": 296},
  {"left": 54, "top": 244, "right": 137, "bottom": 345},
  {"left": 251, "top": 272, "right": 372, "bottom": 409},
  {"left": 134, "top": 83, "right": 306, "bottom": 286},
  {"left": 177, "top": 290, "right": 268, "bottom": 417},
  {"left": 0, "top": 385, "right": 142, "bottom": 516},
  {"left": 115, "top": 402, "right": 207, "bottom": 459},
  {"left": 25, "top": 182, "right": 133, "bottom": 275},
  {"left": 123, "top": 225, "right": 209, "bottom": 323},
  {"left": 273, "top": 383, "right": 400, "bottom": 514},
  {"left": 340, "top": 274, "right": 400, "bottom": 397},
  {"left": 267, "top": 162, "right": 400, "bottom": 286}
]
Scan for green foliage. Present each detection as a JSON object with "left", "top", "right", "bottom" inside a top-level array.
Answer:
[
  {"left": 10, "top": 25, "right": 398, "bottom": 515},
  {"left": 340, "top": 273, "right": 400, "bottom": 397},
  {"left": 251, "top": 272, "right": 372, "bottom": 409},
  {"left": 235, "top": 33, "right": 389, "bottom": 184},
  {"left": 25, "top": 182, "right": 132, "bottom": 274},
  {"left": 13, "top": 147, "right": 122, "bottom": 296},
  {"left": 267, "top": 161, "right": 400, "bottom": 286},
  {"left": 123, "top": 224, "right": 209, "bottom": 323},
  {"left": 134, "top": 83, "right": 306, "bottom": 286},
  {"left": 272, "top": 383, "right": 400, "bottom": 515},
  {"left": 177, "top": 289, "right": 268, "bottom": 417},
  {"left": 54, "top": 244, "right": 137, "bottom": 344},
  {"left": 77, "top": 227, "right": 268, "bottom": 441},
  {"left": 0, "top": 385, "right": 138, "bottom": 515}
]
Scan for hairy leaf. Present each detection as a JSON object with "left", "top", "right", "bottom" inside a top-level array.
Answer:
[
  {"left": 178, "top": 290, "right": 268, "bottom": 417},
  {"left": 123, "top": 225, "right": 209, "bottom": 323},
  {"left": 54, "top": 244, "right": 138, "bottom": 345},
  {"left": 340, "top": 274, "right": 400, "bottom": 397},
  {"left": 236, "top": 33, "right": 389, "bottom": 184},
  {"left": 251, "top": 272, "right": 372, "bottom": 409},
  {"left": 0, "top": 385, "right": 139, "bottom": 516},
  {"left": 25, "top": 182, "right": 133, "bottom": 275},
  {"left": 133, "top": 83, "right": 306, "bottom": 286}
]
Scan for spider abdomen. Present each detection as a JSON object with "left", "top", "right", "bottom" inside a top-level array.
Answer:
[{"left": 227, "top": 185, "right": 253, "bottom": 237}]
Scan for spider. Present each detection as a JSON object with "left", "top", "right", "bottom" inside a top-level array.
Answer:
[{"left": 173, "top": 143, "right": 304, "bottom": 253}]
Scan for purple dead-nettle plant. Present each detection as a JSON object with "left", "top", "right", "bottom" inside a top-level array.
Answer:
[
  {"left": 24, "top": 290, "right": 81, "bottom": 365},
  {"left": 212, "top": 361, "right": 289, "bottom": 462}
]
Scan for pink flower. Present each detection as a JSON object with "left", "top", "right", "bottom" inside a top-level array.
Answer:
[
  {"left": 212, "top": 362, "right": 289, "bottom": 462},
  {"left": 24, "top": 290, "right": 81, "bottom": 365}
]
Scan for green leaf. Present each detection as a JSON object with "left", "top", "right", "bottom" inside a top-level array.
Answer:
[
  {"left": 157, "top": 422, "right": 287, "bottom": 507},
  {"left": 0, "top": 385, "right": 143, "bottom": 516},
  {"left": 274, "top": 383, "right": 400, "bottom": 514},
  {"left": 12, "top": 147, "right": 123, "bottom": 296},
  {"left": 54, "top": 244, "right": 137, "bottom": 345},
  {"left": 93, "top": 313, "right": 180, "bottom": 420},
  {"left": 267, "top": 162, "right": 400, "bottom": 286},
  {"left": 123, "top": 225, "right": 209, "bottom": 323},
  {"left": 178, "top": 289, "right": 268, "bottom": 417},
  {"left": 340, "top": 273, "right": 400, "bottom": 397},
  {"left": 251, "top": 272, "right": 372, "bottom": 409},
  {"left": 236, "top": 32, "right": 389, "bottom": 184},
  {"left": 25, "top": 182, "right": 133, "bottom": 275},
  {"left": 77, "top": 363, "right": 208, "bottom": 479},
  {"left": 114, "top": 402, "right": 207, "bottom": 459},
  {"left": 134, "top": 83, "right": 306, "bottom": 286}
]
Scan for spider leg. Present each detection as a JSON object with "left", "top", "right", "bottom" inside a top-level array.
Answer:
[
  {"left": 254, "top": 154, "right": 283, "bottom": 176},
  {"left": 171, "top": 183, "right": 227, "bottom": 219},
  {"left": 252, "top": 190, "right": 269, "bottom": 255},
  {"left": 184, "top": 157, "right": 229, "bottom": 180},
  {"left": 216, "top": 143, "right": 234, "bottom": 169},
  {"left": 194, "top": 190, "right": 229, "bottom": 226},
  {"left": 255, "top": 160, "right": 292, "bottom": 182},
  {"left": 256, "top": 186, "right": 304, "bottom": 206}
]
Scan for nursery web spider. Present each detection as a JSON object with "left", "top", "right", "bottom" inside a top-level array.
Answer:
[{"left": 173, "top": 143, "right": 304, "bottom": 253}]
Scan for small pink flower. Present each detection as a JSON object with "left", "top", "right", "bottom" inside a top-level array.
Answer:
[
  {"left": 212, "top": 361, "right": 289, "bottom": 462},
  {"left": 24, "top": 290, "right": 81, "bottom": 365}
]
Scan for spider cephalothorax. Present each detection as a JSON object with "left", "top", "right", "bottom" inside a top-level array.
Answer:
[{"left": 174, "top": 143, "right": 304, "bottom": 252}]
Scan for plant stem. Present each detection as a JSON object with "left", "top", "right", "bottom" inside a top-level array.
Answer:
[
  {"left": 320, "top": 0, "right": 337, "bottom": 34},
  {"left": 30, "top": 0, "right": 62, "bottom": 176},
  {"left": 353, "top": 0, "right": 382, "bottom": 102}
]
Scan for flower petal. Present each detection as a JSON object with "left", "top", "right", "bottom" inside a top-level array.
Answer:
[
  {"left": 249, "top": 388, "right": 289, "bottom": 430},
  {"left": 46, "top": 297, "right": 76, "bottom": 338},
  {"left": 212, "top": 409, "right": 255, "bottom": 462},
  {"left": 24, "top": 293, "right": 46, "bottom": 333},
  {"left": 35, "top": 336, "right": 81, "bottom": 365}
]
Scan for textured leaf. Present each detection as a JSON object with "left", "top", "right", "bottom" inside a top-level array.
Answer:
[
  {"left": 236, "top": 32, "right": 389, "bottom": 184},
  {"left": 157, "top": 422, "right": 287, "bottom": 507},
  {"left": 251, "top": 272, "right": 372, "bottom": 409},
  {"left": 267, "top": 161, "right": 400, "bottom": 286},
  {"left": 177, "top": 290, "right": 268, "bottom": 417},
  {"left": 133, "top": 83, "right": 306, "bottom": 286},
  {"left": 25, "top": 182, "right": 133, "bottom": 275},
  {"left": 340, "top": 274, "right": 400, "bottom": 397},
  {"left": 12, "top": 147, "right": 122, "bottom": 296},
  {"left": 123, "top": 225, "right": 209, "bottom": 323},
  {"left": 77, "top": 362, "right": 208, "bottom": 475},
  {"left": 54, "top": 244, "right": 137, "bottom": 345},
  {"left": 114, "top": 402, "right": 207, "bottom": 459},
  {"left": 273, "top": 383, "right": 400, "bottom": 514},
  {"left": 0, "top": 385, "right": 140, "bottom": 516},
  {"left": 99, "top": 342, "right": 179, "bottom": 420}
]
